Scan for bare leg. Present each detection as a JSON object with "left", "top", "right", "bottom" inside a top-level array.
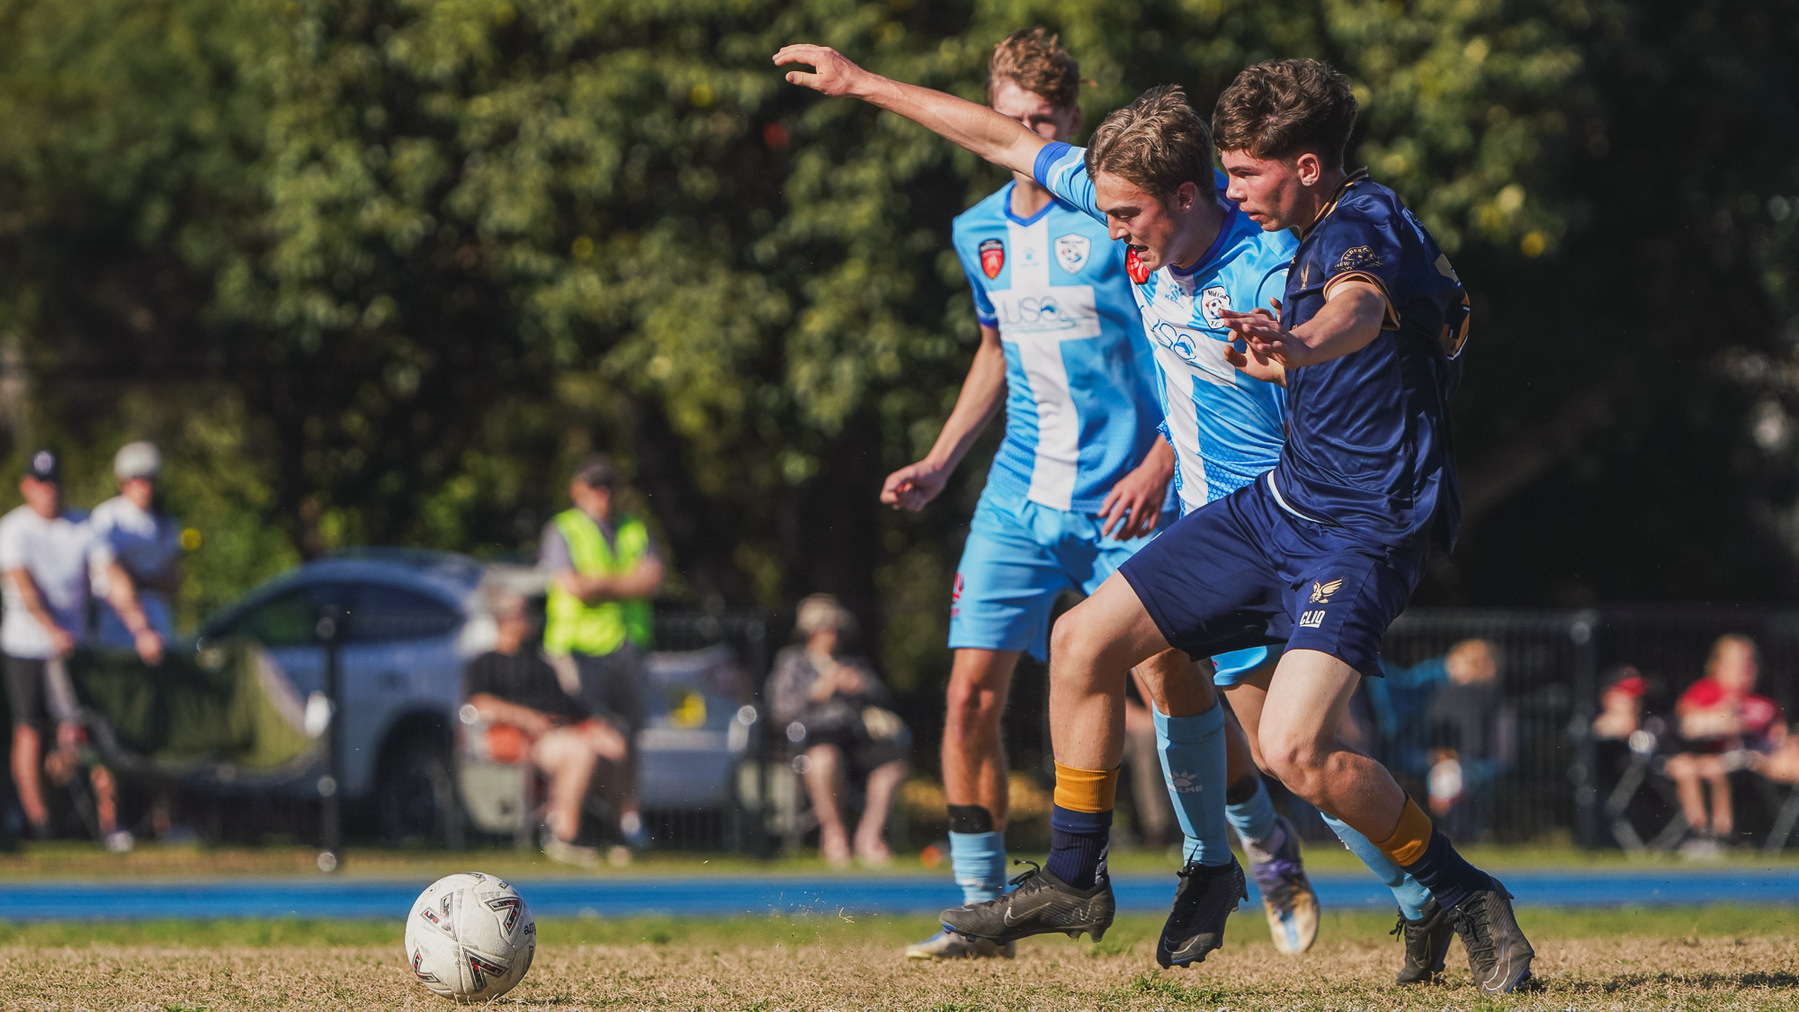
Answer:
[
  {"left": 1129, "top": 649, "right": 1217, "bottom": 719},
  {"left": 854, "top": 759, "right": 908, "bottom": 863},
  {"left": 1047, "top": 575, "right": 1174, "bottom": 771},
  {"left": 532, "top": 728, "right": 602, "bottom": 844},
  {"left": 1701, "top": 761, "right": 1734, "bottom": 837},
  {"left": 11, "top": 724, "right": 47, "bottom": 829},
  {"left": 1254, "top": 649, "right": 1405, "bottom": 840},
  {"left": 1665, "top": 754, "right": 1710, "bottom": 832},
  {"left": 942, "top": 649, "right": 1020, "bottom": 828},
  {"left": 802, "top": 743, "right": 851, "bottom": 865}
]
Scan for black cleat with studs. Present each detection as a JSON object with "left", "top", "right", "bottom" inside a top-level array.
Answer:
[
  {"left": 939, "top": 862, "right": 1115, "bottom": 944},
  {"left": 1156, "top": 858, "right": 1246, "bottom": 968}
]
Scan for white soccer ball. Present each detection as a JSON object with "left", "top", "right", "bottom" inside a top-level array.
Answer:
[{"left": 403, "top": 872, "right": 536, "bottom": 1003}]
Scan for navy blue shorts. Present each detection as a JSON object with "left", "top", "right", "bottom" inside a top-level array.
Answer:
[{"left": 1117, "top": 475, "right": 1425, "bottom": 679}]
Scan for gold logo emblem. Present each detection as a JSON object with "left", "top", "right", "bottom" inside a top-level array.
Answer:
[{"left": 1309, "top": 579, "right": 1343, "bottom": 604}]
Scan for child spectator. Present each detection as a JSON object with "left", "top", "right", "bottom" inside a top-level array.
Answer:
[{"left": 1664, "top": 634, "right": 1785, "bottom": 853}]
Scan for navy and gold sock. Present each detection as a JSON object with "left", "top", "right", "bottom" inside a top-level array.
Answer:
[{"left": 1043, "top": 763, "right": 1117, "bottom": 890}]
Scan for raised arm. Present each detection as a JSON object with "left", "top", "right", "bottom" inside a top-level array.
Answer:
[{"left": 774, "top": 45, "right": 1047, "bottom": 177}]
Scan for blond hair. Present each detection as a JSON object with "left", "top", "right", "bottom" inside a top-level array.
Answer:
[
  {"left": 987, "top": 28, "right": 1079, "bottom": 111},
  {"left": 1085, "top": 85, "right": 1215, "bottom": 202}
]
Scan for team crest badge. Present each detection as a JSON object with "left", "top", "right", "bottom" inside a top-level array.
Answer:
[
  {"left": 1332, "top": 244, "right": 1382, "bottom": 273},
  {"left": 1126, "top": 246, "right": 1150, "bottom": 284},
  {"left": 1054, "top": 234, "right": 1090, "bottom": 273},
  {"left": 1200, "top": 286, "right": 1231, "bottom": 328},
  {"left": 979, "top": 238, "right": 1005, "bottom": 279}
]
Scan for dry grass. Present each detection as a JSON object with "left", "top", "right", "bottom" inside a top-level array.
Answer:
[{"left": 3, "top": 910, "right": 1798, "bottom": 1011}]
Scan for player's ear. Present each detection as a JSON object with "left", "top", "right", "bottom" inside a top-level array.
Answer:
[
  {"left": 1173, "top": 180, "right": 1198, "bottom": 213},
  {"left": 1294, "top": 152, "right": 1322, "bottom": 187}
]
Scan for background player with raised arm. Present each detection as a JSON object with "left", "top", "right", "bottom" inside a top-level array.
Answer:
[
  {"left": 873, "top": 30, "right": 1182, "bottom": 961},
  {"left": 773, "top": 44, "right": 1441, "bottom": 976}
]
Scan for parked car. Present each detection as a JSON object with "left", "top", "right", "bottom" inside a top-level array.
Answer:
[
  {"left": 194, "top": 548, "right": 493, "bottom": 841},
  {"left": 193, "top": 548, "right": 764, "bottom": 846}
]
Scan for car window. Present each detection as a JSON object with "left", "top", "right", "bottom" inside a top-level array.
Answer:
[
  {"left": 344, "top": 584, "right": 461, "bottom": 643},
  {"left": 221, "top": 586, "right": 341, "bottom": 647}
]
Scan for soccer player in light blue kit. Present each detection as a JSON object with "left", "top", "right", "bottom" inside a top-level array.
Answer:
[
  {"left": 867, "top": 31, "right": 1313, "bottom": 962},
  {"left": 775, "top": 44, "right": 1438, "bottom": 974}
]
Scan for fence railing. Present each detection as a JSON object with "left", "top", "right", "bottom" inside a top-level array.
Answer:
[{"left": 1382, "top": 606, "right": 1797, "bottom": 848}]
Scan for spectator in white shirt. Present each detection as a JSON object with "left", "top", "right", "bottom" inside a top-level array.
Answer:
[
  {"left": 90, "top": 442, "right": 182, "bottom": 648},
  {"left": 1, "top": 450, "right": 161, "bottom": 835}
]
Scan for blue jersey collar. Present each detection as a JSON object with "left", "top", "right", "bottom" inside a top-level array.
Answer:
[{"left": 1002, "top": 181, "right": 1057, "bottom": 226}]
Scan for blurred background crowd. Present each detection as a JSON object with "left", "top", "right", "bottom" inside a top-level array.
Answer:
[{"left": 0, "top": 0, "right": 1795, "bottom": 860}]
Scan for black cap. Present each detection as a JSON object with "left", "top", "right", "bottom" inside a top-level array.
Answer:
[
  {"left": 571, "top": 454, "right": 617, "bottom": 489},
  {"left": 24, "top": 449, "right": 59, "bottom": 483}
]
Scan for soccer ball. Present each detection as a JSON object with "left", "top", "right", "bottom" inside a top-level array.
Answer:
[{"left": 404, "top": 872, "right": 536, "bottom": 1003}]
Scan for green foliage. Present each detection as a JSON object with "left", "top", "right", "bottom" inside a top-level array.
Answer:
[{"left": 0, "top": 0, "right": 1791, "bottom": 712}]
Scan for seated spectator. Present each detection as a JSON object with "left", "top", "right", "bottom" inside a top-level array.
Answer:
[
  {"left": 1664, "top": 634, "right": 1785, "bottom": 853},
  {"left": 464, "top": 590, "right": 628, "bottom": 865},
  {"left": 1422, "top": 638, "right": 1515, "bottom": 841},
  {"left": 766, "top": 594, "right": 909, "bottom": 867},
  {"left": 1593, "top": 665, "right": 1651, "bottom": 741}
]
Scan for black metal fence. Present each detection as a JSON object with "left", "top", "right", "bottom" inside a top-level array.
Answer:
[{"left": 1381, "top": 607, "right": 1799, "bottom": 849}]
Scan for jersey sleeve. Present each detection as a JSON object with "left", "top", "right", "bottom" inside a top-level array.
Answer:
[
  {"left": 957, "top": 255, "right": 998, "bottom": 327},
  {"left": 949, "top": 216, "right": 998, "bottom": 327},
  {"left": 0, "top": 517, "right": 23, "bottom": 571},
  {"left": 1308, "top": 201, "right": 1406, "bottom": 329},
  {"left": 1032, "top": 142, "right": 1104, "bottom": 223}
]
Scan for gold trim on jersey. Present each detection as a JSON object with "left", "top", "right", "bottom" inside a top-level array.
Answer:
[
  {"left": 1323, "top": 271, "right": 1401, "bottom": 330},
  {"left": 1296, "top": 168, "right": 1373, "bottom": 241}
]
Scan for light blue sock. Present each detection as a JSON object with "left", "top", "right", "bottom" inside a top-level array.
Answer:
[
  {"left": 1321, "top": 811, "right": 1431, "bottom": 920},
  {"left": 1152, "top": 702, "right": 1233, "bottom": 867},
  {"left": 947, "top": 830, "right": 1006, "bottom": 904},
  {"left": 1225, "top": 776, "right": 1280, "bottom": 850}
]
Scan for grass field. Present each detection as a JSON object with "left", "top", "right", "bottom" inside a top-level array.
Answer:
[{"left": 6, "top": 905, "right": 1799, "bottom": 1010}]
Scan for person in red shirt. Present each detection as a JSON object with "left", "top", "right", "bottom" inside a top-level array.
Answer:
[{"left": 1664, "top": 635, "right": 1787, "bottom": 849}]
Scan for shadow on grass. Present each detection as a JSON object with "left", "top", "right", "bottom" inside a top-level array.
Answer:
[{"left": 1559, "top": 970, "right": 1799, "bottom": 993}]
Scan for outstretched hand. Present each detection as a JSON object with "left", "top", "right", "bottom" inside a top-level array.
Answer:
[
  {"left": 773, "top": 45, "right": 870, "bottom": 98},
  {"left": 1221, "top": 298, "right": 1295, "bottom": 384}
]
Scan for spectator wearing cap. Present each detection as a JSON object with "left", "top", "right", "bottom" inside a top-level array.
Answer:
[
  {"left": 90, "top": 442, "right": 182, "bottom": 650},
  {"left": 766, "top": 594, "right": 910, "bottom": 866},
  {"left": 0, "top": 450, "right": 162, "bottom": 835},
  {"left": 538, "top": 455, "right": 663, "bottom": 849}
]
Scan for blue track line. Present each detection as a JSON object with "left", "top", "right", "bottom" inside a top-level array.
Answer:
[{"left": 3, "top": 869, "right": 1798, "bottom": 922}]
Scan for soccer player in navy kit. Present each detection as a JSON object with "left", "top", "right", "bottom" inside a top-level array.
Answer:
[{"left": 1101, "top": 59, "right": 1532, "bottom": 991}]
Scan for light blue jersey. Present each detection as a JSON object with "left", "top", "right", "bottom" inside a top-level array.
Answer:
[
  {"left": 1032, "top": 142, "right": 1298, "bottom": 516},
  {"left": 952, "top": 183, "right": 1161, "bottom": 513}
]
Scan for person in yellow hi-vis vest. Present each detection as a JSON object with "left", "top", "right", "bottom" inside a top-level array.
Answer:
[{"left": 539, "top": 456, "right": 664, "bottom": 851}]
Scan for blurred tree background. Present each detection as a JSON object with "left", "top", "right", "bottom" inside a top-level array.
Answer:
[{"left": 0, "top": 0, "right": 1794, "bottom": 750}]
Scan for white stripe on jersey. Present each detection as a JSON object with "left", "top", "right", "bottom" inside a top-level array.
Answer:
[{"left": 992, "top": 216, "right": 1100, "bottom": 511}]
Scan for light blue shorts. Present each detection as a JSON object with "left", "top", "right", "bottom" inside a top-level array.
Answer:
[
  {"left": 1212, "top": 645, "right": 1282, "bottom": 686},
  {"left": 949, "top": 485, "right": 1171, "bottom": 662}
]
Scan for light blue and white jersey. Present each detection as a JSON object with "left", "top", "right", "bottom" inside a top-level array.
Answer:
[
  {"left": 1032, "top": 142, "right": 1298, "bottom": 514},
  {"left": 952, "top": 183, "right": 1162, "bottom": 513}
]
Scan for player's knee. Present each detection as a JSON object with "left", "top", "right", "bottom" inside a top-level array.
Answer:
[
  {"left": 944, "top": 677, "right": 1003, "bottom": 735},
  {"left": 1260, "top": 732, "right": 1329, "bottom": 799},
  {"left": 1048, "top": 606, "right": 1112, "bottom": 679}
]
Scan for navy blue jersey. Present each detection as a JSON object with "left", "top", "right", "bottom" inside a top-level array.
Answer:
[{"left": 1271, "top": 171, "right": 1469, "bottom": 549}]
